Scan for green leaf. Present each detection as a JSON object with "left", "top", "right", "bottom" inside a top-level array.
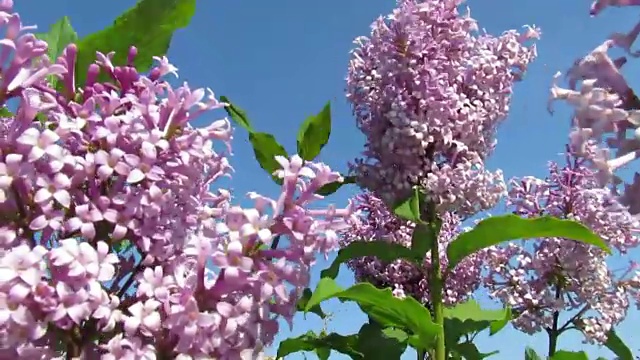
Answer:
[
  {"left": 315, "top": 347, "right": 331, "bottom": 360},
  {"left": 219, "top": 96, "right": 254, "bottom": 132},
  {"left": 392, "top": 187, "right": 423, "bottom": 222},
  {"left": 443, "top": 300, "right": 511, "bottom": 345},
  {"left": 296, "top": 288, "right": 326, "bottom": 319},
  {"left": 297, "top": 102, "right": 332, "bottom": 161},
  {"left": 604, "top": 329, "right": 633, "bottom": 360},
  {"left": 355, "top": 323, "right": 408, "bottom": 360},
  {"left": 34, "top": 16, "right": 79, "bottom": 89},
  {"left": 0, "top": 107, "right": 13, "bottom": 118},
  {"left": 113, "top": 239, "right": 132, "bottom": 253},
  {"left": 35, "top": 16, "right": 79, "bottom": 61},
  {"left": 524, "top": 347, "right": 542, "bottom": 360},
  {"left": 306, "top": 278, "right": 440, "bottom": 350},
  {"left": 411, "top": 220, "right": 441, "bottom": 261},
  {"left": 315, "top": 175, "right": 356, "bottom": 196},
  {"left": 248, "top": 132, "right": 288, "bottom": 183},
  {"left": 446, "top": 215, "right": 611, "bottom": 270},
  {"left": 550, "top": 350, "right": 589, "bottom": 360},
  {"left": 320, "top": 241, "right": 418, "bottom": 280},
  {"left": 489, "top": 307, "right": 511, "bottom": 335},
  {"left": 75, "top": 0, "right": 196, "bottom": 87},
  {"left": 451, "top": 342, "right": 499, "bottom": 360},
  {"left": 276, "top": 331, "right": 363, "bottom": 360}
]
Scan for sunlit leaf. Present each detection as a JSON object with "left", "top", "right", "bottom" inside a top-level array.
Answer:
[
  {"left": 296, "top": 288, "right": 326, "bottom": 319},
  {"left": 75, "top": 0, "right": 196, "bottom": 87},
  {"left": 305, "top": 278, "right": 440, "bottom": 350}
]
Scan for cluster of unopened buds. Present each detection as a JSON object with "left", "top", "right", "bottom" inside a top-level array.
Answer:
[{"left": 0, "top": 4, "right": 354, "bottom": 359}]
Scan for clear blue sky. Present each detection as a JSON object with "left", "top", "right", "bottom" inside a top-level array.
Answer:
[{"left": 16, "top": 0, "right": 640, "bottom": 358}]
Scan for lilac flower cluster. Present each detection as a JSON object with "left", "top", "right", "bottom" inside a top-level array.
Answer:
[
  {"left": 548, "top": 3, "right": 640, "bottom": 220},
  {"left": 340, "top": 192, "right": 486, "bottom": 306},
  {"left": 0, "top": 4, "right": 354, "bottom": 359},
  {"left": 346, "top": 0, "right": 539, "bottom": 216},
  {"left": 484, "top": 153, "right": 640, "bottom": 343},
  {"left": 546, "top": 2, "right": 640, "bottom": 344}
]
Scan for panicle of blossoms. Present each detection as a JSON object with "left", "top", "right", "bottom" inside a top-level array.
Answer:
[
  {"left": 484, "top": 151, "right": 640, "bottom": 343},
  {"left": 548, "top": 5, "right": 640, "bottom": 221},
  {"left": 339, "top": 192, "right": 487, "bottom": 306},
  {"left": 0, "top": 3, "right": 356, "bottom": 358},
  {"left": 346, "top": 0, "right": 539, "bottom": 217}
]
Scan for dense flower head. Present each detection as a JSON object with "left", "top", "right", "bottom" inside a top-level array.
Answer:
[
  {"left": 346, "top": 0, "right": 539, "bottom": 216},
  {"left": 340, "top": 192, "right": 486, "bottom": 306},
  {"left": 0, "top": 4, "right": 355, "bottom": 359},
  {"left": 548, "top": 7, "right": 640, "bottom": 221},
  {"left": 484, "top": 152, "right": 640, "bottom": 343}
]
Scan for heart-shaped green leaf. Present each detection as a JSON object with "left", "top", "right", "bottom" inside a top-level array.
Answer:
[
  {"left": 524, "top": 347, "right": 542, "bottom": 360},
  {"left": 75, "top": 0, "right": 196, "bottom": 87},
  {"left": 320, "top": 241, "right": 419, "bottom": 279},
  {"left": 447, "top": 215, "right": 610, "bottom": 269},
  {"left": 305, "top": 278, "right": 440, "bottom": 350},
  {"left": 219, "top": 96, "right": 254, "bottom": 132},
  {"left": 296, "top": 288, "right": 326, "bottom": 319},
  {"left": 355, "top": 323, "right": 408, "bottom": 360},
  {"left": 296, "top": 102, "right": 332, "bottom": 161},
  {"left": 277, "top": 331, "right": 363, "bottom": 360},
  {"left": 392, "top": 187, "right": 423, "bottom": 222},
  {"left": 550, "top": 350, "right": 589, "bottom": 360},
  {"left": 248, "top": 132, "right": 288, "bottom": 184},
  {"left": 34, "top": 16, "right": 78, "bottom": 89},
  {"left": 315, "top": 175, "right": 356, "bottom": 196},
  {"left": 604, "top": 329, "right": 633, "bottom": 360}
]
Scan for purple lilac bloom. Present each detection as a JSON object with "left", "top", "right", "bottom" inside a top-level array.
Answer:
[
  {"left": 484, "top": 152, "right": 640, "bottom": 343},
  {"left": 0, "top": 3, "right": 355, "bottom": 358},
  {"left": 346, "top": 0, "right": 538, "bottom": 217}
]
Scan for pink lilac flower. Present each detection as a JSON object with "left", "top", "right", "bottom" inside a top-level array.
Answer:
[
  {"left": 484, "top": 153, "right": 640, "bottom": 344},
  {"left": 346, "top": 0, "right": 538, "bottom": 217},
  {"left": 340, "top": 192, "right": 487, "bottom": 306},
  {"left": 549, "top": 14, "right": 640, "bottom": 220},
  {"left": 550, "top": 5, "right": 640, "bottom": 336},
  {"left": 0, "top": 2, "right": 355, "bottom": 358},
  {"left": 590, "top": 0, "right": 640, "bottom": 16}
]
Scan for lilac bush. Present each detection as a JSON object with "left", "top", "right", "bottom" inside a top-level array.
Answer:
[{"left": 0, "top": 4, "right": 355, "bottom": 358}]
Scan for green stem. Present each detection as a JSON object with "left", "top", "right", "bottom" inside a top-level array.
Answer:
[
  {"left": 429, "top": 221, "right": 446, "bottom": 360},
  {"left": 547, "top": 284, "right": 562, "bottom": 357}
]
